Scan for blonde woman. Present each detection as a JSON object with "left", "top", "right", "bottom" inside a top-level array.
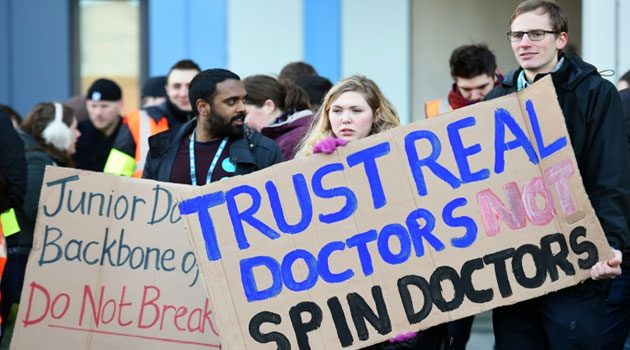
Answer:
[
  {"left": 296, "top": 75, "right": 450, "bottom": 349},
  {"left": 295, "top": 75, "right": 399, "bottom": 157}
]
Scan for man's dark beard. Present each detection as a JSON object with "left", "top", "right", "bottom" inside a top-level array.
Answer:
[{"left": 206, "top": 109, "right": 245, "bottom": 139}]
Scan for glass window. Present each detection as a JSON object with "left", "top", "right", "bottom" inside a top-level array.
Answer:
[{"left": 79, "top": 0, "right": 140, "bottom": 115}]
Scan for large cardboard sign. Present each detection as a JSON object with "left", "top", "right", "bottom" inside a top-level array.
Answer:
[
  {"left": 11, "top": 168, "right": 220, "bottom": 349},
  {"left": 178, "top": 77, "right": 613, "bottom": 349}
]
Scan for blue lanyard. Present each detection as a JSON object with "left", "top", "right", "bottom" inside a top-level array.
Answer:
[{"left": 189, "top": 127, "right": 228, "bottom": 186}]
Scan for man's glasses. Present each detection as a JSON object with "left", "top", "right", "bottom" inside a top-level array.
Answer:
[{"left": 507, "top": 30, "right": 559, "bottom": 42}]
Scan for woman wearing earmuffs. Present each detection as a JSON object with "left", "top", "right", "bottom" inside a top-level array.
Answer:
[{"left": 0, "top": 102, "right": 80, "bottom": 338}]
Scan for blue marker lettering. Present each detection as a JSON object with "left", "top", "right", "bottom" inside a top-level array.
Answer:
[
  {"left": 318, "top": 241, "right": 354, "bottom": 283},
  {"left": 442, "top": 197, "right": 477, "bottom": 248},
  {"left": 405, "top": 130, "right": 461, "bottom": 196},
  {"left": 178, "top": 191, "right": 226, "bottom": 261},
  {"left": 377, "top": 223, "right": 412, "bottom": 265},
  {"left": 447, "top": 116, "right": 490, "bottom": 184},
  {"left": 406, "top": 208, "right": 444, "bottom": 257},
  {"left": 494, "top": 108, "right": 539, "bottom": 174},
  {"left": 346, "top": 142, "right": 391, "bottom": 209},
  {"left": 281, "top": 249, "right": 319, "bottom": 292},
  {"left": 525, "top": 100, "right": 567, "bottom": 159},
  {"left": 266, "top": 174, "right": 312, "bottom": 234},
  {"left": 346, "top": 230, "right": 378, "bottom": 276},
  {"left": 43, "top": 175, "right": 80, "bottom": 217},
  {"left": 226, "top": 185, "right": 281, "bottom": 251},
  {"left": 240, "top": 256, "right": 282, "bottom": 302},
  {"left": 311, "top": 163, "right": 358, "bottom": 224}
]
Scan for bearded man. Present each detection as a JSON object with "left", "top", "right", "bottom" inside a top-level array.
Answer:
[{"left": 143, "top": 68, "right": 284, "bottom": 184}]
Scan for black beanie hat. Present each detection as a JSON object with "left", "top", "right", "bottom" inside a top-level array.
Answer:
[
  {"left": 142, "top": 76, "right": 167, "bottom": 98},
  {"left": 87, "top": 78, "right": 122, "bottom": 101}
]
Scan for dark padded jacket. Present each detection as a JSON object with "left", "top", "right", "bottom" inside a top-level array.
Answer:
[
  {"left": 0, "top": 114, "right": 26, "bottom": 213},
  {"left": 142, "top": 118, "right": 284, "bottom": 182},
  {"left": 14, "top": 133, "right": 69, "bottom": 250},
  {"left": 485, "top": 53, "right": 630, "bottom": 252},
  {"left": 261, "top": 109, "right": 313, "bottom": 160}
]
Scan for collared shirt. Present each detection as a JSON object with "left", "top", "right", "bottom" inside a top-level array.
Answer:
[{"left": 517, "top": 56, "right": 566, "bottom": 91}]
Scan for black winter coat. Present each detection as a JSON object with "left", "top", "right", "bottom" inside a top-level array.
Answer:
[
  {"left": 485, "top": 53, "right": 630, "bottom": 251},
  {"left": 0, "top": 113, "right": 26, "bottom": 213},
  {"left": 142, "top": 118, "right": 284, "bottom": 182}
]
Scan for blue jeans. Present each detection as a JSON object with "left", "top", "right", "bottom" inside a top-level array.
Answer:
[
  {"left": 602, "top": 264, "right": 630, "bottom": 350},
  {"left": 493, "top": 285, "right": 607, "bottom": 350}
]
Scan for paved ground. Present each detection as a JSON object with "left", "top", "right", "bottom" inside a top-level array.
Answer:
[{"left": 467, "top": 311, "right": 495, "bottom": 350}]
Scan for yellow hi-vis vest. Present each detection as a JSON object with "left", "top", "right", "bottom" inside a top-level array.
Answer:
[
  {"left": 0, "top": 209, "right": 19, "bottom": 237},
  {"left": 103, "top": 109, "right": 169, "bottom": 178}
]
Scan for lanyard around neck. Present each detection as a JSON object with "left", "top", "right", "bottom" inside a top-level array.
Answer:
[{"left": 189, "top": 127, "right": 228, "bottom": 186}]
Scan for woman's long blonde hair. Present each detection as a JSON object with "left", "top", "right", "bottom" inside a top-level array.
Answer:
[{"left": 295, "top": 75, "right": 399, "bottom": 158}]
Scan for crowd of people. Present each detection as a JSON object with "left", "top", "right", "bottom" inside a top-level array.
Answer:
[{"left": 1, "top": 1, "right": 630, "bottom": 349}]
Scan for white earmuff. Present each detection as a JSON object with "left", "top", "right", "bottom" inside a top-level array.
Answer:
[{"left": 41, "top": 102, "right": 71, "bottom": 151}]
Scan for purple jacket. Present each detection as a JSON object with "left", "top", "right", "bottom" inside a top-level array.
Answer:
[{"left": 261, "top": 109, "right": 313, "bottom": 160}]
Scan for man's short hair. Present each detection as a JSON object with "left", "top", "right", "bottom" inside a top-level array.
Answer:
[
  {"left": 279, "top": 61, "right": 317, "bottom": 84},
  {"left": 188, "top": 69, "right": 240, "bottom": 115},
  {"left": 167, "top": 59, "right": 201, "bottom": 81},
  {"left": 450, "top": 44, "right": 497, "bottom": 80},
  {"left": 620, "top": 70, "right": 630, "bottom": 85},
  {"left": 510, "top": 0, "right": 568, "bottom": 34}
]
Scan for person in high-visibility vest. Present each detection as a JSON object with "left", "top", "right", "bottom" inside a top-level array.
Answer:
[
  {"left": 103, "top": 59, "right": 201, "bottom": 178},
  {"left": 425, "top": 44, "right": 502, "bottom": 119}
]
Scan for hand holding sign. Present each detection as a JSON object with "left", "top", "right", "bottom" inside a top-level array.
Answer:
[
  {"left": 313, "top": 137, "right": 347, "bottom": 154},
  {"left": 590, "top": 248, "right": 622, "bottom": 280}
]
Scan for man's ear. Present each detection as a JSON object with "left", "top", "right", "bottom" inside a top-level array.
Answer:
[
  {"left": 556, "top": 32, "right": 568, "bottom": 51},
  {"left": 117, "top": 100, "right": 124, "bottom": 112},
  {"left": 196, "top": 98, "right": 210, "bottom": 116}
]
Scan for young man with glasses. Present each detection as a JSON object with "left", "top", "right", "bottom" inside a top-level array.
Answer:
[{"left": 485, "top": 1, "right": 630, "bottom": 349}]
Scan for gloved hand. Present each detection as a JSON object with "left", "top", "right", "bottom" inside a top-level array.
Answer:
[
  {"left": 389, "top": 331, "right": 418, "bottom": 343},
  {"left": 313, "top": 137, "right": 347, "bottom": 154}
]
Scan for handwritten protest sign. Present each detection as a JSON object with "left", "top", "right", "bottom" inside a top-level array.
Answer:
[
  {"left": 10, "top": 168, "right": 220, "bottom": 349},
  {"left": 178, "top": 76, "right": 613, "bottom": 349}
]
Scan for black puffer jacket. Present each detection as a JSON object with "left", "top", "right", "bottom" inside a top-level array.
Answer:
[
  {"left": 142, "top": 118, "right": 284, "bottom": 182},
  {"left": 0, "top": 113, "right": 26, "bottom": 213},
  {"left": 485, "top": 53, "right": 630, "bottom": 252}
]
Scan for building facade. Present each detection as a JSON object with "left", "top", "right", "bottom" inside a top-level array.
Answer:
[{"left": 1, "top": 0, "right": 628, "bottom": 123}]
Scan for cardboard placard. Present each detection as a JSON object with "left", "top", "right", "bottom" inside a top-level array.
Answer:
[
  {"left": 10, "top": 168, "right": 220, "bottom": 349},
  {"left": 178, "top": 76, "right": 612, "bottom": 350}
]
